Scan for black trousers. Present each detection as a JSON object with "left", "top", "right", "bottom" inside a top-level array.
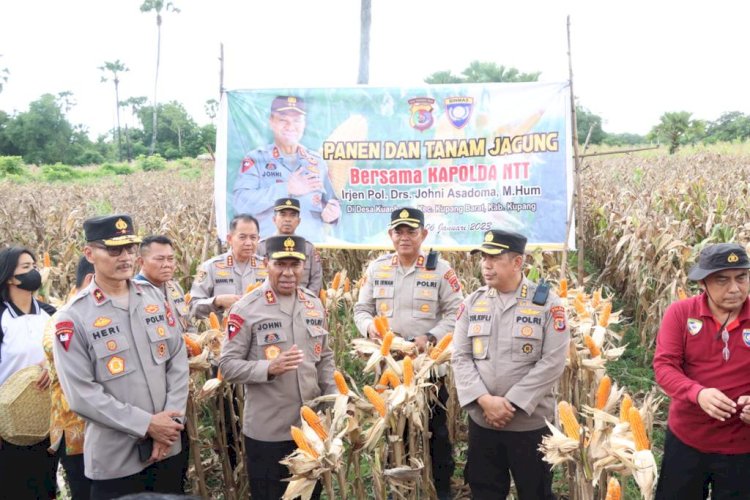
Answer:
[
  {"left": 244, "top": 435, "right": 322, "bottom": 500},
  {"left": 655, "top": 427, "right": 750, "bottom": 500},
  {"left": 429, "top": 382, "right": 454, "bottom": 498},
  {"left": 465, "top": 419, "right": 554, "bottom": 500},
  {"left": 58, "top": 435, "right": 91, "bottom": 500},
  {"left": 89, "top": 432, "right": 188, "bottom": 500},
  {"left": 0, "top": 438, "right": 58, "bottom": 500}
]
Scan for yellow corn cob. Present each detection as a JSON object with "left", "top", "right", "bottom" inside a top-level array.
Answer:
[
  {"left": 374, "top": 316, "right": 390, "bottom": 338},
  {"left": 380, "top": 331, "right": 394, "bottom": 356},
  {"left": 217, "top": 368, "right": 223, "bottom": 381},
  {"left": 558, "top": 401, "right": 580, "bottom": 441},
  {"left": 677, "top": 287, "right": 688, "bottom": 300},
  {"left": 605, "top": 477, "right": 621, "bottom": 500},
  {"left": 402, "top": 356, "right": 413, "bottom": 386},
  {"left": 628, "top": 407, "right": 650, "bottom": 451},
  {"left": 183, "top": 335, "right": 203, "bottom": 357},
  {"left": 558, "top": 278, "right": 568, "bottom": 298},
  {"left": 430, "top": 333, "right": 453, "bottom": 360},
  {"left": 301, "top": 406, "right": 328, "bottom": 440},
  {"left": 584, "top": 335, "right": 601, "bottom": 357},
  {"left": 331, "top": 272, "right": 341, "bottom": 290},
  {"left": 599, "top": 302, "right": 612, "bottom": 327},
  {"left": 184, "top": 292, "right": 191, "bottom": 304},
  {"left": 209, "top": 312, "right": 221, "bottom": 331},
  {"left": 384, "top": 369, "right": 400, "bottom": 388},
  {"left": 376, "top": 371, "right": 390, "bottom": 392},
  {"left": 344, "top": 277, "right": 351, "bottom": 293},
  {"left": 43, "top": 251, "right": 51, "bottom": 268},
  {"left": 222, "top": 316, "right": 228, "bottom": 331},
  {"left": 333, "top": 370, "right": 349, "bottom": 395},
  {"left": 319, "top": 289, "right": 327, "bottom": 306},
  {"left": 364, "top": 385, "right": 387, "bottom": 417},
  {"left": 619, "top": 394, "right": 633, "bottom": 423},
  {"left": 574, "top": 294, "right": 588, "bottom": 316},
  {"left": 291, "top": 426, "right": 318, "bottom": 458},
  {"left": 595, "top": 375, "right": 611, "bottom": 409},
  {"left": 592, "top": 289, "right": 602, "bottom": 308}
]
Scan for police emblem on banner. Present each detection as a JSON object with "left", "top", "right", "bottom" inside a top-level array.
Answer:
[
  {"left": 444, "top": 97, "right": 474, "bottom": 129},
  {"left": 687, "top": 318, "right": 703, "bottom": 336},
  {"left": 408, "top": 97, "right": 435, "bottom": 132},
  {"left": 743, "top": 329, "right": 750, "bottom": 347}
]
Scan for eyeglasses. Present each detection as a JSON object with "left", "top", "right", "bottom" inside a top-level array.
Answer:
[
  {"left": 721, "top": 328, "right": 731, "bottom": 362},
  {"left": 90, "top": 243, "right": 138, "bottom": 257}
]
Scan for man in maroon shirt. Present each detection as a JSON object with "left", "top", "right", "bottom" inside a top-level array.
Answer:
[{"left": 654, "top": 243, "right": 750, "bottom": 499}]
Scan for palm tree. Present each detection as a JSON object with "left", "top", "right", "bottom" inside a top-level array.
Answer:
[
  {"left": 357, "top": 0, "right": 371, "bottom": 84},
  {"left": 140, "top": 0, "right": 180, "bottom": 155},
  {"left": 99, "top": 60, "right": 129, "bottom": 160}
]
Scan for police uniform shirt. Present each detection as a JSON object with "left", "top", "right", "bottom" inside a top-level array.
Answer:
[
  {"left": 218, "top": 282, "right": 337, "bottom": 442},
  {"left": 232, "top": 144, "right": 339, "bottom": 242},
  {"left": 451, "top": 277, "right": 570, "bottom": 432},
  {"left": 51, "top": 279, "right": 189, "bottom": 480},
  {"left": 189, "top": 250, "right": 268, "bottom": 320},
  {"left": 135, "top": 275, "right": 192, "bottom": 333},
  {"left": 257, "top": 237, "right": 323, "bottom": 294},
  {"left": 353, "top": 252, "right": 464, "bottom": 340}
]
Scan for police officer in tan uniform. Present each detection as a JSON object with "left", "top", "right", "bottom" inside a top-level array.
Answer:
[
  {"left": 452, "top": 229, "right": 569, "bottom": 500},
  {"left": 135, "top": 235, "right": 192, "bottom": 333},
  {"left": 189, "top": 213, "right": 267, "bottom": 320},
  {"left": 257, "top": 198, "right": 323, "bottom": 294},
  {"left": 219, "top": 235, "right": 336, "bottom": 500},
  {"left": 51, "top": 215, "right": 189, "bottom": 499},
  {"left": 353, "top": 207, "right": 463, "bottom": 499}
]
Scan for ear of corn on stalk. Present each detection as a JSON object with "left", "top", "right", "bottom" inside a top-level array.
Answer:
[
  {"left": 333, "top": 370, "right": 348, "bottom": 395},
  {"left": 184, "top": 292, "right": 191, "bottom": 304},
  {"left": 596, "top": 375, "right": 612, "bottom": 410},
  {"left": 344, "top": 277, "right": 351, "bottom": 293},
  {"left": 380, "top": 331, "right": 394, "bottom": 356},
  {"left": 184, "top": 335, "right": 203, "bottom": 357},
  {"left": 319, "top": 289, "right": 327, "bottom": 305},
  {"left": 430, "top": 333, "right": 453, "bottom": 360},
  {"left": 599, "top": 302, "right": 612, "bottom": 327},
  {"left": 605, "top": 477, "right": 621, "bottom": 500},
  {"left": 559, "top": 278, "right": 568, "bottom": 298},
  {"left": 291, "top": 425, "right": 319, "bottom": 458},
  {"left": 620, "top": 394, "right": 632, "bottom": 423},
  {"left": 43, "top": 251, "right": 51, "bottom": 268},
  {"left": 364, "top": 385, "right": 387, "bottom": 417},
  {"left": 374, "top": 316, "right": 389, "bottom": 338},
  {"left": 301, "top": 406, "right": 328, "bottom": 440},
  {"left": 558, "top": 401, "right": 580, "bottom": 441},
  {"left": 629, "top": 407, "right": 650, "bottom": 451},
  {"left": 209, "top": 312, "right": 221, "bottom": 331},
  {"left": 402, "top": 356, "right": 413, "bottom": 386},
  {"left": 331, "top": 272, "right": 341, "bottom": 290},
  {"left": 584, "top": 335, "right": 601, "bottom": 357}
]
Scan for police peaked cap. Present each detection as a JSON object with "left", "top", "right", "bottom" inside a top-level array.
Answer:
[
  {"left": 390, "top": 207, "right": 424, "bottom": 229},
  {"left": 84, "top": 214, "right": 142, "bottom": 246},
  {"left": 273, "top": 198, "right": 301, "bottom": 212},
  {"left": 687, "top": 243, "right": 750, "bottom": 280},
  {"left": 471, "top": 229, "right": 527, "bottom": 256},
  {"left": 265, "top": 235, "right": 306, "bottom": 261},
  {"left": 271, "top": 96, "right": 306, "bottom": 115}
]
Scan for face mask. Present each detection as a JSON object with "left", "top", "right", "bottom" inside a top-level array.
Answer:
[{"left": 14, "top": 269, "right": 42, "bottom": 292}]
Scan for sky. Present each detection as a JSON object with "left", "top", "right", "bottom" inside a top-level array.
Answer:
[{"left": 1, "top": 0, "right": 748, "bottom": 139}]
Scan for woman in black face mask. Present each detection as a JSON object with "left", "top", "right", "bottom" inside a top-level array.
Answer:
[{"left": 0, "top": 246, "right": 59, "bottom": 499}]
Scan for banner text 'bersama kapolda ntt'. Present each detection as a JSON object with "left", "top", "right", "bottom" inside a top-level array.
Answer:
[{"left": 214, "top": 82, "right": 574, "bottom": 250}]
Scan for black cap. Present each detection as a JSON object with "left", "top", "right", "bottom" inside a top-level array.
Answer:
[
  {"left": 83, "top": 215, "right": 142, "bottom": 246},
  {"left": 688, "top": 243, "right": 750, "bottom": 280},
  {"left": 271, "top": 96, "right": 306, "bottom": 115},
  {"left": 471, "top": 229, "right": 527, "bottom": 256},
  {"left": 273, "top": 198, "right": 301, "bottom": 212},
  {"left": 390, "top": 207, "right": 424, "bottom": 229},
  {"left": 265, "top": 235, "right": 306, "bottom": 261}
]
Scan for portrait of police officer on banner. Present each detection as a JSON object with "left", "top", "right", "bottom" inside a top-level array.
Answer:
[{"left": 233, "top": 95, "right": 340, "bottom": 242}]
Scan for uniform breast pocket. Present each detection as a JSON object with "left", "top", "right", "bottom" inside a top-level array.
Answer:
[
  {"left": 214, "top": 279, "right": 237, "bottom": 295},
  {"left": 307, "top": 325, "right": 328, "bottom": 361},
  {"left": 92, "top": 336, "right": 134, "bottom": 381},
  {"left": 511, "top": 322, "right": 543, "bottom": 362},
  {"left": 256, "top": 329, "right": 288, "bottom": 361},
  {"left": 375, "top": 287, "right": 395, "bottom": 318},
  {"left": 468, "top": 322, "right": 491, "bottom": 360},
  {"left": 413, "top": 287, "right": 438, "bottom": 319}
]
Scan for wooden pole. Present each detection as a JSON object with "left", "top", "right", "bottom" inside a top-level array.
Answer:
[
  {"left": 566, "top": 15, "right": 585, "bottom": 286},
  {"left": 561, "top": 125, "right": 592, "bottom": 278}
]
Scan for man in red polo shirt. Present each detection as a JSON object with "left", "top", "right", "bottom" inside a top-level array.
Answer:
[{"left": 654, "top": 243, "right": 750, "bottom": 498}]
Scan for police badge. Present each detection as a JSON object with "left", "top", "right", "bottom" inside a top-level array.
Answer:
[{"left": 408, "top": 97, "right": 435, "bottom": 132}]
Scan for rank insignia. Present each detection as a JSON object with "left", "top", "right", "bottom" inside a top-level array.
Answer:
[
  {"left": 305, "top": 301, "right": 315, "bottom": 309},
  {"left": 728, "top": 253, "right": 739, "bottom": 263},
  {"left": 106, "top": 340, "right": 117, "bottom": 351},
  {"left": 250, "top": 256, "right": 257, "bottom": 267},
  {"left": 157, "top": 326, "right": 166, "bottom": 337},
  {"left": 297, "top": 289, "right": 307, "bottom": 301},
  {"left": 157, "top": 343, "right": 167, "bottom": 358},
  {"left": 55, "top": 321, "right": 75, "bottom": 351},
  {"left": 93, "top": 316, "right": 111, "bottom": 328},
  {"left": 272, "top": 147, "right": 280, "bottom": 159},
  {"left": 145, "top": 304, "right": 159, "bottom": 314},
  {"left": 165, "top": 304, "right": 176, "bottom": 327},
  {"left": 241, "top": 157, "right": 254, "bottom": 174},
  {"left": 521, "top": 326, "right": 533, "bottom": 337},
  {"left": 416, "top": 255, "right": 425, "bottom": 268},
  {"left": 265, "top": 290, "right": 277, "bottom": 304},
  {"left": 743, "top": 329, "right": 750, "bottom": 347},
  {"left": 391, "top": 255, "right": 399, "bottom": 265},
  {"left": 445, "top": 96, "right": 474, "bottom": 129},
  {"left": 227, "top": 314, "right": 245, "bottom": 341},
  {"left": 226, "top": 256, "right": 234, "bottom": 267},
  {"left": 170, "top": 289, "right": 180, "bottom": 299},
  {"left": 107, "top": 356, "right": 125, "bottom": 375},
  {"left": 487, "top": 288, "right": 497, "bottom": 298},
  {"left": 93, "top": 288, "right": 106, "bottom": 304},
  {"left": 195, "top": 269, "right": 207, "bottom": 283},
  {"left": 520, "top": 284, "right": 528, "bottom": 299},
  {"left": 265, "top": 345, "right": 281, "bottom": 360},
  {"left": 687, "top": 318, "right": 703, "bottom": 336},
  {"left": 456, "top": 303, "right": 465, "bottom": 320}
]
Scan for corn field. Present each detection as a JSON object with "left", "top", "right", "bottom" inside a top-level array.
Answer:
[{"left": 2, "top": 147, "right": 747, "bottom": 498}]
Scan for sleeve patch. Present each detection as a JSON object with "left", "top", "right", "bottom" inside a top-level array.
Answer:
[
  {"left": 551, "top": 305, "right": 567, "bottom": 332},
  {"left": 456, "top": 303, "right": 466, "bottom": 321},
  {"left": 55, "top": 321, "right": 75, "bottom": 351},
  {"left": 227, "top": 313, "right": 245, "bottom": 341}
]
